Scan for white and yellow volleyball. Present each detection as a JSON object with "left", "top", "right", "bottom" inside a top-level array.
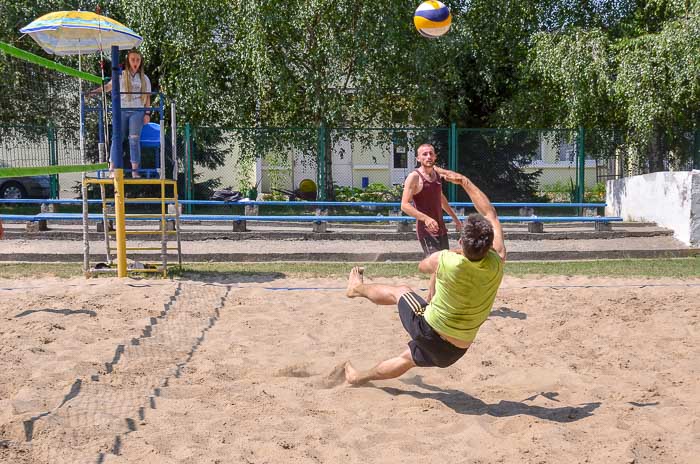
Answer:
[{"left": 413, "top": 1, "right": 452, "bottom": 39}]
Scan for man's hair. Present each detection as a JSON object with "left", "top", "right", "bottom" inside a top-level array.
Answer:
[
  {"left": 416, "top": 143, "right": 435, "bottom": 155},
  {"left": 460, "top": 213, "right": 494, "bottom": 260}
]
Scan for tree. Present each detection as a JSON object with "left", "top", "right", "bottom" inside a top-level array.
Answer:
[
  {"left": 120, "top": 0, "right": 462, "bottom": 198},
  {"left": 500, "top": 0, "right": 700, "bottom": 171},
  {"left": 0, "top": 1, "right": 89, "bottom": 128}
]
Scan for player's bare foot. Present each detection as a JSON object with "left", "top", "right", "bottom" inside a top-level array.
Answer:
[
  {"left": 317, "top": 362, "right": 347, "bottom": 389},
  {"left": 344, "top": 361, "right": 364, "bottom": 385},
  {"left": 346, "top": 266, "right": 364, "bottom": 298}
]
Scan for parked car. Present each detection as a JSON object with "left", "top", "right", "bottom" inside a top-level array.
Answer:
[{"left": 0, "top": 162, "right": 51, "bottom": 199}]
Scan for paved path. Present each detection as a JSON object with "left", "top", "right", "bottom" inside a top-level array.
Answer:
[{"left": 0, "top": 221, "right": 696, "bottom": 262}]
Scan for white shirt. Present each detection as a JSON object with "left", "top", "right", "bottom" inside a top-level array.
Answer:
[{"left": 120, "top": 72, "right": 151, "bottom": 109}]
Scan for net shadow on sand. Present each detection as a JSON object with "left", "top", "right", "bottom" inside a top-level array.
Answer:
[{"left": 16, "top": 282, "right": 231, "bottom": 464}]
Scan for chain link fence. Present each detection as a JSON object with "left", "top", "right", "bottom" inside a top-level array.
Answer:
[
  {"left": 0, "top": 123, "right": 101, "bottom": 199},
  {"left": 3, "top": 124, "right": 699, "bottom": 204}
]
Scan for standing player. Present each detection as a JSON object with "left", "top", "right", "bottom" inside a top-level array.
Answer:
[{"left": 401, "top": 143, "right": 461, "bottom": 256}]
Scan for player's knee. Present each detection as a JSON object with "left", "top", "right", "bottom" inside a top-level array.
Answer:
[{"left": 396, "top": 286, "right": 413, "bottom": 298}]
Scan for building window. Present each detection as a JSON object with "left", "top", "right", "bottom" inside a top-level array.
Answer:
[
  {"left": 393, "top": 135, "right": 408, "bottom": 168},
  {"left": 394, "top": 151, "right": 407, "bottom": 169},
  {"left": 558, "top": 141, "right": 575, "bottom": 163}
]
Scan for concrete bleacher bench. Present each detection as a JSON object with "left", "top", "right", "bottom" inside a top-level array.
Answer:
[
  {"left": 0, "top": 213, "right": 623, "bottom": 235},
  {"left": 208, "top": 200, "right": 611, "bottom": 233}
]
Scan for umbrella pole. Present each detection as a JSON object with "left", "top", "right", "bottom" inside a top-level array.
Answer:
[
  {"left": 79, "top": 47, "right": 91, "bottom": 275},
  {"left": 78, "top": 50, "right": 86, "bottom": 166}
]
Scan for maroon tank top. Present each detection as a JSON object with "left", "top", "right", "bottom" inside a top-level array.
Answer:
[{"left": 412, "top": 169, "right": 447, "bottom": 239}]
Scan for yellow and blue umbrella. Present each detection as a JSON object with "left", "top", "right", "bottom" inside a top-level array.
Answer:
[
  {"left": 19, "top": 11, "right": 143, "bottom": 168},
  {"left": 19, "top": 11, "right": 142, "bottom": 56}
]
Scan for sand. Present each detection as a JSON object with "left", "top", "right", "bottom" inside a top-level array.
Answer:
[{"left": 0, "top": 273, "right": 698, "bottom": 463}]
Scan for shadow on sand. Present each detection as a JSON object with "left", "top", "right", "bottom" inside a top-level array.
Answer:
[
  {"left": 15, "top": 308, "right": 97, "bottom": 318},
  {"left": 376, "top": 375, "right": 600, "bottom": 423},
  {"left": 172, "top": 270, "right": 287, "bottom": 285}
]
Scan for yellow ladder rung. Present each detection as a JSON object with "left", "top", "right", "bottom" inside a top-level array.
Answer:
[
  {"left": 109, "top": 230, "right": 177, "bottom": 235},
  {"left": 109, "top": 230, "right": 178, "bottom": 235},
  {"left": 107, "top": 247, "right": 179, "bottom": 251},
  {"left": 84, "top": 178, "right": 114, "bottom": 185},
  {"left": 122, "top": 179, "right": 177, "bottom": 185},
  {"left": 131, "top": 261, "right": 173, "bottom": 266}
]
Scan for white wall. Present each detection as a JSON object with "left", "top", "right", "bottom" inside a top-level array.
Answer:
[{"left": 606, "top": 171, "right": 700, "bottom": 247}]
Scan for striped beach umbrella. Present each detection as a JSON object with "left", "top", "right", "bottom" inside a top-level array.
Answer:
[
  {"left": 19, "top": 11, "right": 142, "bottom": 168},
  {"left": 19, "top": 11, "right": 142, "bottom": 56}
]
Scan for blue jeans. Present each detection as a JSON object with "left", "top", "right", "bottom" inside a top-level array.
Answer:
[{"left": 110, "top": 110, "right": 144, "bottom": 167}]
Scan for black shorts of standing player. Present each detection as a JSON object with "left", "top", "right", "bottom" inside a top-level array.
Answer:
[
  {"left": 418, "top": 234, "right": 449, "bottom": 257},
  {"left": 397, "top": 292, "right": 467, "bottom": 368}
]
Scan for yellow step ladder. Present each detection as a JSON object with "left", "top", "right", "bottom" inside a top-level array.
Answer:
[{"left": 82, "top": 169, "right": 182, "bottom": 277}]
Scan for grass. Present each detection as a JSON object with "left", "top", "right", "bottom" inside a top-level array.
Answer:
[
  {"left": 504, "top": 258, "right": 700, "bottom": 279},
  {"left": 0, "top": 258, "right": 698, "bottom": 280}
]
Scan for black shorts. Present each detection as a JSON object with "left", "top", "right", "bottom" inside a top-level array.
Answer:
[
  {"left": 419, "top": 234, "right": 449, "bottom": 257},
  {"left": 397, "top": 292, "right": 468, "bottom": 368}
]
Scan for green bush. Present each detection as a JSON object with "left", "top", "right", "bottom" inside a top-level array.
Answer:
[
  {"left": 585, "top": 182, "right": 606, "bottom": 202},
  {"left": 540, "top": 179, "right": 606, "bottom": 202},
  {"left": 334, "top": 183, "right": 402, "bottom": 202}
]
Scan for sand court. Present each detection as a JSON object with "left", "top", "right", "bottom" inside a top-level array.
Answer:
[{"left": 0, "top": 274, "right": 698, "bottom": 463}]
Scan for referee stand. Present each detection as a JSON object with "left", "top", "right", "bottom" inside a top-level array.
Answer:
[{"left": 82, "top": 46, "right": 181, "bottom": 277}]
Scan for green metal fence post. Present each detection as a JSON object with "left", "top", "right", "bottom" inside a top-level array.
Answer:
[
  {"left": 47, "top": 123, "right": 58, "bottom": 199},
  {"left": 317, "top": 122, "right": 326, "bottom": 201},
  {"left": 577, "top": 126, "right": 586, "bottom": 205},
  {"left": 184, "top": 123, "right": 192, "bottom": 214},
  {"left": 448, "top": 122, "right": 457, "bottom": 202},
  {"left": 694, "top": 129, "right": 700, "bottom": 170}
]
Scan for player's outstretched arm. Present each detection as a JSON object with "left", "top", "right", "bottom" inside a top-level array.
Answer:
[{"left": 434, "top": 167, "right": 506, "bottom": 261}]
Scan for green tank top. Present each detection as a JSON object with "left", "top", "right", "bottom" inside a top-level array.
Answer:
[{"left": 424, "top": 249, "right": 504, "bottom": 342}]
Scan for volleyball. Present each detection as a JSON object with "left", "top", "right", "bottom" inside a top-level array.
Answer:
[{"left": 413, "top": 1, "right": 452, "bottom": 39}]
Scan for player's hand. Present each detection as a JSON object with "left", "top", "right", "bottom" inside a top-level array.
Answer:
[
  {"left": 435, "top": 167, "right": 463, "bottom": 184},
  {"left": 454, "top": 219, "right": 463, "bottom": 232},
  {"left": 424, "top": 217, "right": 439, "bottom": 234}
]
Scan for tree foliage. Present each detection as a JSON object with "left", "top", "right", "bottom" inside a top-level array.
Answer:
[
  {"left": 502, "top": 0, "right": 700, "bottom": 168},
  {"left": 2, "top": 0, "right": 698, "bottom": 193}
]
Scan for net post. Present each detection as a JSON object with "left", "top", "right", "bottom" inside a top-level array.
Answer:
[
  {"left": 47, "top": 123, "right": 59, "bottom": 198},
  {"left": 185, "top": 123, "right": 192, "bottom": 214},
  {"left": 577, "top": 126, "right": 586, "bottom": 215},
  {"left": 449, "top": 122, "right": 457, "bottom": 202},
  {"left": 317, "top": 122, "right": 326, "bottom": 201},
  {"left": 694, "top": 129, "right": 700, "bottom": 170},
  {"left": 114, "top": 169, "right": 128, "bottom": 277}
]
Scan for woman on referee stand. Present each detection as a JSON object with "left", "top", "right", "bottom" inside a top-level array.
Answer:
[{"left": 89, "top": 48, "right": 152, "bottom": 178}]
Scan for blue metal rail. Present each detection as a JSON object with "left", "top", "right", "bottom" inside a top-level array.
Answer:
[{"left": 1, "top": 213, "right": 623, "bottom": 223}]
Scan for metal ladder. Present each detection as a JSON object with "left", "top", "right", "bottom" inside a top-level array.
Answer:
[{"left": 82, "top": 172, "right": 182, "bottom": 277}]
